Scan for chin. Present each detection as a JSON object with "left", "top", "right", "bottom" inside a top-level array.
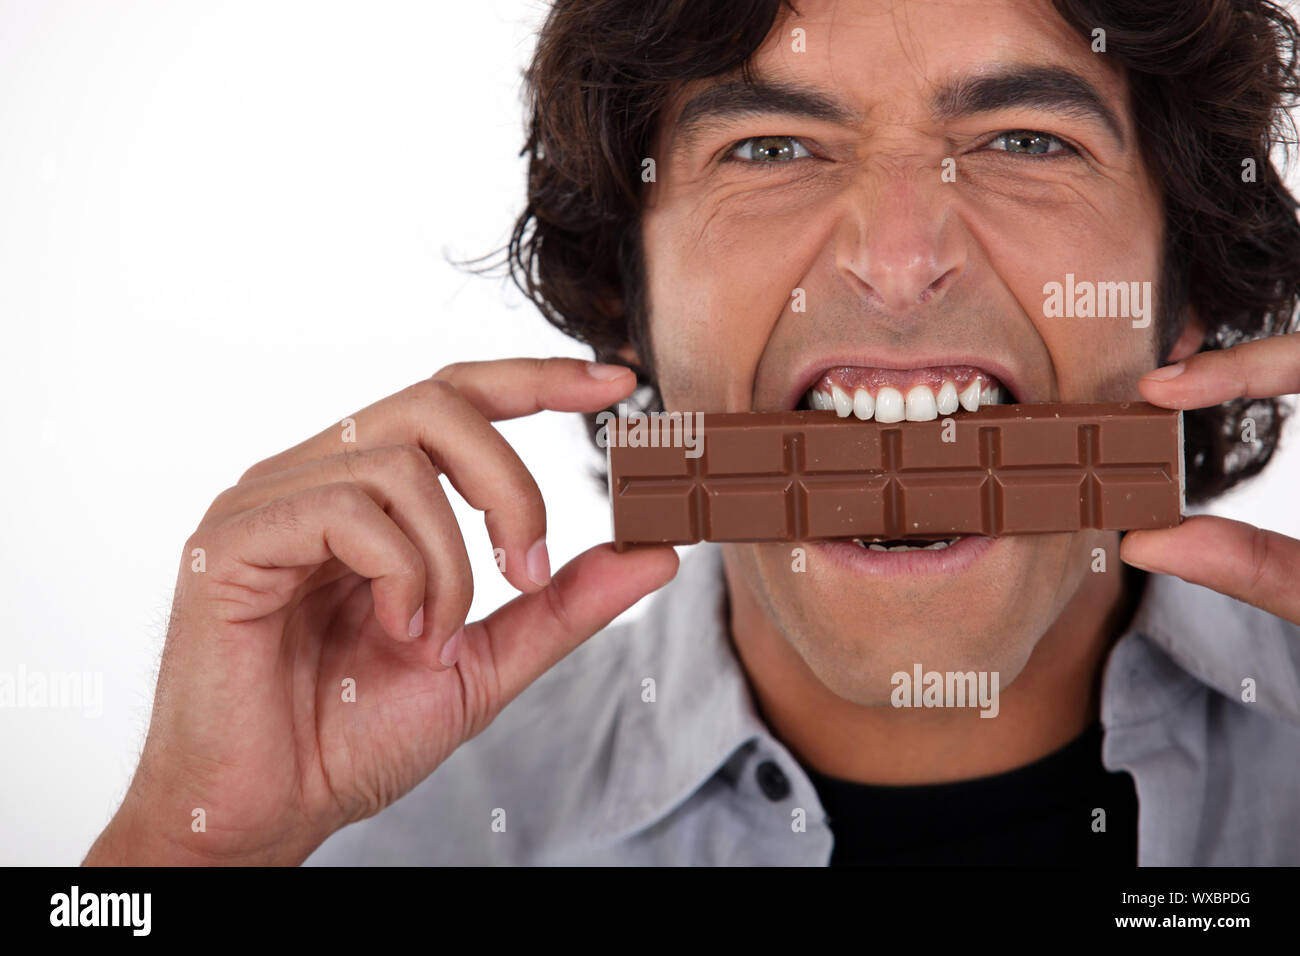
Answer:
[
  {"left": 743, "top": 536, "right": 1074, "bottom": 704},
  {"left": 795, "top": 602, "right": 1040, "bottom": 706}
]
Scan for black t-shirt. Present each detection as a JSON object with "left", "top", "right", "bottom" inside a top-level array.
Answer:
[{"left": 802, "top": 721, "right": 1138, "bottom": 865}]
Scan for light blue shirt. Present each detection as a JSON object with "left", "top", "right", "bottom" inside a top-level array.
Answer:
[{"left": 307, "top": 543, "right": 1300, "bottom": 865}]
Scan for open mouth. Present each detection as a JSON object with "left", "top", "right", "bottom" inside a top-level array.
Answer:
[
  {"left": 796, "top": 363, "right": 1016, "bottom": 556},
  {"left": 849, "top": 535, "right": 963, "bottom": 551},
  {"left": 797, "top": 363, "right": 1012, "bottom": 421}
]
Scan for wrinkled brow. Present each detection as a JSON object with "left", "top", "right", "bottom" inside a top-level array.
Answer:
[
  {"left": 930, "top": 65, "right": 1126, "bottom": 147},
  {"left": 669, "top": 64, "right": 1126, "bottom": 152},
  {"left": 672, "top": 79, "right": 860, "bottom": 151}
]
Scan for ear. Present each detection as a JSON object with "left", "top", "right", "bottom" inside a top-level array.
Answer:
[
  {"left": 1165, "top": 309, "right": 1207, "bottom": 363},
  {"left": 615, "top": 342, "right": 641, "bottom": 367}
]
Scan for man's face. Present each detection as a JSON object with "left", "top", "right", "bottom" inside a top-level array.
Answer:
[{"left": 640, "top": 0, "right": 1166, "bottom": 701}]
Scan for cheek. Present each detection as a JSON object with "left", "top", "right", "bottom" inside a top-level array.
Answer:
[
  {"left": 642, "top": 180, "right": 839, "bottom": 412},
  {"left": 959, "top": 176, "right": 1164, "bottom": 399},
  {"left": 1044, "top": 326, "right": 1161, "bottom": 401}
]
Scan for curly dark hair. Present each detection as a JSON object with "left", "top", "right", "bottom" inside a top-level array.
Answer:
[{"left": 491, "top": 0, "right": 1300, "bottom": 504}]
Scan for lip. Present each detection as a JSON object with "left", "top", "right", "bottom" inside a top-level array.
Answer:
[
  {"left": 810, "top": 534, "right": 1000, "bottom": 577},
  {"left": 780, "top": 352, "right": 1027, "bottom": 411}
]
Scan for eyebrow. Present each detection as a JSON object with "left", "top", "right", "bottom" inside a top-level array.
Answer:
[
  {"left": 671, "top": 64, "right": 1125, "bottom": 151},
  {"left": 931, "top": 65, "right": 1125, "bottom": 148},
  {"left": 673, "top": 79, "right": 859, "bottom": 151}
]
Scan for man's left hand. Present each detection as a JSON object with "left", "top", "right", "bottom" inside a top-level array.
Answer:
[{"left": 1123, "top": 332, "right": 1300, "bottom": 623}]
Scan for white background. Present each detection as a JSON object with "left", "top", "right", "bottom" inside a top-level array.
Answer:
[{"left": 2, "top": 0, "right": 1297, "bottom": 864}]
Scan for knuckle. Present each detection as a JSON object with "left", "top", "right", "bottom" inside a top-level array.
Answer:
[
  {"left": 1247, "top": 526, "right": 1273, "bottom": 596},
  {"left": 445, "top": 563, "right": 475, "bottom": 623},
  {"left": 200, "top": 485, "right": 242, "bottom": 526},
  {"left": 229, "top": 493, "right": 301, "bottom": 548},
  {"left": 181, "top": 529, "right": 208, "bottom": 562},
  {"left": 396, "top": 546, "right": 426, "bottom": 585},
  {"left": 513, "top": 468, "right": 546, "bottom": 504},
  {"left": 317, "top": 481, "right": 368, "bottom": 519},
  {"left": 1227, "top": 348, "right": 1251, "bottom": 399},
  {"left": 500, "top": 471, "right": 546, "bottom": 519},
  {"left": 528, "top": 357, "right": 552, "bottom": 407},
  {"left": 425, "top": 370, "right": 465, "bottom": 401},
  {"left": 210, "top": 484, "right": 240, "bottom": 511},
  {"left": 409, "top": 376, "right": 463, "bottom": 411},
  {"left": 262, "top": 493, "right": 304, "bottom": 534},
  {"left": 178, "top": 527, "right": 226, "bottom": 592},
  {"left": 369, "top": 443, "right": 433, "bottom": 483},
  {"left": 238, "top": 460, "right": 273, "bottom": 484},
  {"left": 426, "top": 377, "right": 462, "bottom": 402},
  {"left": 542, "top": 577, "right": 576, "bottom": 635},
  {"left": 431, "top": 362, "right": 465, "bottom": 384}
]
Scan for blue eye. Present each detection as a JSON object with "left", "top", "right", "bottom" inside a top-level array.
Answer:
[
  {"left": 986, "top": 130, "right": 1075, "bottom": 156},
  {"left": 730, "top": 136, "right": 813, "bottom": 162}
]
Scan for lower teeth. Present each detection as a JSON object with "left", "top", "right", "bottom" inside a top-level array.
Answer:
[{"left": 854, "top": 537, "right": 961, "bottom": 551}]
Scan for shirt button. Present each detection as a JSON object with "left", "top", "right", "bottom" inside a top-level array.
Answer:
[{"left": 756, "top": 760, "right": 791, "bottom": 801}]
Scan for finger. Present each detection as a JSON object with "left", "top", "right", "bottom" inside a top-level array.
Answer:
[
  {"left": 1122, "top": 516, "right": 1300, "bottom": 623},
  {"left": 297, "top": 556, "right": 358, "bottom": 597},
  {"left": 241, "top": 357, "right": 634, "bottom": 480},
  {"left": 236, "top": 358, "right": 636, "bottom": 593},
  {"left": 432, "top": 356, "right": 635, "bottom": 421},
  {"left": 216, "top": 445, "right": 474, "bottom": 644},
  {"left": 371, "top": 449, "right": 474, "bottom": 648},
  {"left": 254, "top": 383, "right": 549, "bottom": 593},
  {"left": 209, "top": 482, "right": 427, "bottom": 643},
  {"left": 336, "top": 445, "right": 474, "bottom": 647},
  {"left": 454, "top": 544, "right": 679, "bottom": 711},
  {"left": 395, "top": 381, "right": 551, "bottom": 594},
  {"left": 1138, "top": 332, "right": 1300, "bottom": 408},
  {"left": 217, "top": 430, "right": 530, "bottom": 596}
]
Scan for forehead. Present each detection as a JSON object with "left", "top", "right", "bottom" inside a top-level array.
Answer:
[{"left": 657, "top": 0, "right": 1129, "bottom": 139}]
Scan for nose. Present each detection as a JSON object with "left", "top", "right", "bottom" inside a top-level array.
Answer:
[{"left": 834, "top": 164, "right": 966, "bottom": 314}]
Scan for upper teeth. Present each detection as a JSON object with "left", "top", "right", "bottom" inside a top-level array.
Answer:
[
  {"left": 809, "top": 378, "right": 1003, "bottom": 421},
  {"left": 937, "top": 381, "right": 959, "bottom": 414}
]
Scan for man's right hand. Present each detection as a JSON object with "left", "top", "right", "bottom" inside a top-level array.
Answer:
[{"left": 82, "top": 358, "right": 679, "bottom": 866}]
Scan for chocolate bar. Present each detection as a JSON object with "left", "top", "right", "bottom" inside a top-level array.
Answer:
[{"left": 607, "top": 403, "right": 1184, "bottom": 550}]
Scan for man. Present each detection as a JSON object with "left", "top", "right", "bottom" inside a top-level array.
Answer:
[{"left": 85, "top": 0, "right": 1300, "bottom": 866}]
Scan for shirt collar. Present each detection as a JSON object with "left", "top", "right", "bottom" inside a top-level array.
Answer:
[
  {"left": 588, "top": 543, "right": 769, "bottom": 843},
  {"left": 591, "top": 541, "right": 1300, "bottom": 841},
  {"left": 1110, "top": 568, "right": 1300, "bottom": 726}
]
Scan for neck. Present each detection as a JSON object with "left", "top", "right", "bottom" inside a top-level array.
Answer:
[{"left": 723, "top": 543, "right": 1143, "bottom": 784}]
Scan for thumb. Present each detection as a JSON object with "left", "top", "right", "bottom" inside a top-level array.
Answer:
[
  {"left": 1122, "top": 516, "right": 1300, "bottom": 623},
  {"left": 459, "top": 543, "right": 679, "bottom": 712}
]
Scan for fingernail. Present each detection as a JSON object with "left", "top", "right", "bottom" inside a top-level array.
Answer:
[
  {"left": 439, "top": 627, "right": 464, "bottom": 667},
  {"left": 1143, "top": 362, "right": 1185, "bottom": 382},
  {"left": 1120, "top": 547, "right": 1156, "bottom": 571},
  {"left": 407, "top": 605, "right": 425, "bottom": 639},
  {"left": 586, "top": 361, "right": 630, "bottom": 380},
  {"left": 526, "top": 537, "right": 551, "bottom": 587}
]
